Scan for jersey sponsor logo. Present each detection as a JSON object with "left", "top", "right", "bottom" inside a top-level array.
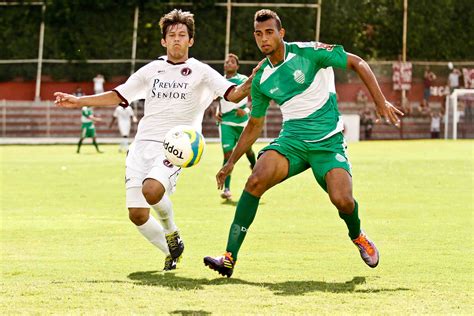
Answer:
[
  {"left": 151, "top": 78, "right": 190, "bottom": 100},
  {"left": 157, "top": 70, "right": 165, "bottom": 74},
  {"left": 315, "top": 42, "right": 335, "bottom": 51},
  {"left": 293, "top": 70, "right": 305, "bottom": 84},
  {"left": 269, "top": 87, "right": 279, "bottom": 94},
  {"left": 163, "top": 159, "right": 174, "bottom": 168},
  {"left": 181, "top": 67, "right": 192, "bottom": 76}
]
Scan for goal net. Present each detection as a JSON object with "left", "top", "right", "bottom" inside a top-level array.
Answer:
[{"left": 444, "top": 89, "right": 474, "bottom": 139}]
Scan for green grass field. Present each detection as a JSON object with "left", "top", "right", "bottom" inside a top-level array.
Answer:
[{"left": 1, "top": 140, "right": 473, "bottom": 314}]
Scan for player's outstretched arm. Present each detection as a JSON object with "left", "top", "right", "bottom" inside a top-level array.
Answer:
[
  {"left": 226, "top": 59, "right": 265, "bottom": 103},
  {"left": 54, "top": 91, "right": 122, "bottom": 108},
  {"left": 346, "top": 53, "right": 404, "bottom": 126},
  {"left": 216, "top": 116, "right": 264, "bottom": 190}
]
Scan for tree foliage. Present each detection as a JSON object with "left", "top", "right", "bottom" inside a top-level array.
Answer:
[{"left": 0, "top": 0, "right": 472, "bottom": 81}]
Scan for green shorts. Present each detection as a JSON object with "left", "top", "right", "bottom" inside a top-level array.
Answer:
[
  {"left": 81, "top": 124, "right": 96, "bottom": 138},
  {"left": 220, "top": 124, "right": 244, "bottom": 153},
  {"left": 259, "top": 132, "right": 352, "bottom": 191}
]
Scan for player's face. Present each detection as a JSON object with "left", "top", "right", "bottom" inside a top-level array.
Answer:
[
  {"left": 161, "top": 23, "right": 194, "bottom": 62},
  {"left": 254, "top": 19, "right": 284, "bottom": 56},
  {"left": 224, "top": 56, "right": 239, "bottom": 75}
]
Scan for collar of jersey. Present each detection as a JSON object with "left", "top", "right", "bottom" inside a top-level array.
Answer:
[
  {"left": 158, "top": 56, "right": 188, "bottom": 65},
  {"left": 266, "top": 42, "right": 288, "bottom": 68}
]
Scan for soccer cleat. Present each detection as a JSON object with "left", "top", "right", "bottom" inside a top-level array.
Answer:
[
  {"left": 203, "top": 252, "right": 235, "bottom": 278},
  {"left": 163, "top": 255, "right": 178, "bottom": 271},
  {"left": 352, "top": 231, "right": 379, "bottom": 268},
  {"left": 165, "top": 230, "right": 184, "bottom": 260},
  {"left": 220, "top": 189, "right": 232, "bottom": 200}
]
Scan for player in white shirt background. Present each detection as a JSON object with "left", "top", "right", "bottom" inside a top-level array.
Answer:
[
  {"left": 109, "top": 105, "right": 138, "bottom": 152},
  {"left": 54, "top": 9, "right": 259, "bottom": 271}
]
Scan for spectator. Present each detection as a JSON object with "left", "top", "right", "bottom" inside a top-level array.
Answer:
[
  {"left": 448, "top": 66, "right": 462, "bottom": 93},
  {"left": 73, "top": 87, "right": 84, "bottom": 97},
  {"left": 93, "top": 74, "right": 105, "bottom": 95},
  {"left": 359, "top": 106, "right": 374, "bottom": 140},
  {"left": 417, "top": 99, "right": 430, "bottom": 116},
  {"left": 423, "top": 66, "right": 436, "bottom": 102},
  {"left": 430, "top": 111, "right": 441, "bottom": 139}
]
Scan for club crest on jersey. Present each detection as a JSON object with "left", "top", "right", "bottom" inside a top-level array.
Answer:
[
  {"left": 315, "top": 42, "right": 335, "bottom": 51},
  {"left": 293, "top": 70, "right": 305, "bottom": 84},
  {"left": 163, "top": 159, "right": 174, "bottom": 168},
  {"left": 181, "top": 67, "right": 192, "bottom": 76}
]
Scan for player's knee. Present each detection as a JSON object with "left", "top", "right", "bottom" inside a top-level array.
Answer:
[
  {"left": 128, "top": 209, "right": 148, "bottom": 226},
  {"left": 245, "top": 173, "right": 267, "bottom": 195},
  {"left": 330, "top": 194, "right": 355, "bottom": 214},
  {"left": 142, "top": 185, "right": 164, "bottom": 205}
]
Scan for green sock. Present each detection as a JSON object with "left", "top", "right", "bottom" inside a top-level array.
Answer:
[
  {"left": 247, "top": 151, "right": 256, "bottom": 169},
  {"left": 77, "top": 139, "right": 83, "bottom": 153},
  {"left": 226, "top": 190, "right": 260, "bottom": 260},
  {"left": 223, "top": 158, "right": 231, "bottom": 189},
  {"left": 93, "top": 140, "right": 101, "bottom": 152},
  {"left": 338, "top": 200, "right": 361, "bottom": 240}
]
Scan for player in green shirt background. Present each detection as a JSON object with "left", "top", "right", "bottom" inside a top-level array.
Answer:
[
  {"left": 77, "top": 106, "right": 103, "bottom": 154},
  {"left": 215, "top": 53, "right": 256, "bottom": 200},
  {"left": 205, "top": 9, "right": 403, "bottom": 277}
]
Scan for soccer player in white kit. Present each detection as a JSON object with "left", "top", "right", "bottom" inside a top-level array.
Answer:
[
  {"left": 109, "top": 105, "right": 137, "bottom": 152},
  {"left": 54, "top": 9, "right": 258, "bottom": 271}
]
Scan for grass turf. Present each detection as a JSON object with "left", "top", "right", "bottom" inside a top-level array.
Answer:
[{"left": 1, "top": 140, "right": 472, "bottom": 314}]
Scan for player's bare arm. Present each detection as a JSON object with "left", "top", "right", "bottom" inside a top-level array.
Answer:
[
  {"left": 54, "top": 91, "right": 122, "bottom": 108},
  {"left": 216, "top": 116, "right": 264, "bottom": 189},
  {"left": 226, "top": 59, "right": 265, "bottom": 103},
  {"left": 346, "top": 53, "right": 404, "bottom": 126}
]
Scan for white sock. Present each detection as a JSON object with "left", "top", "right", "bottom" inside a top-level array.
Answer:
[
  {"left": 151, "top": 194, "right": 178, "bottom": 234},
  {"left": 136, "top": 215, "right": 170, "bottom": 255}
]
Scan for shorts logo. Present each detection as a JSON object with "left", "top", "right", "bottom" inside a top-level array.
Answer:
[
  {"left": 163, "top": 159, "right": 174, "bottom": 168},
  {"left": 293, "top": 70, "right": 305, "bottom": 84},
  {"left": 335, "top": 153, "right": 346, "bottom": 162},
  {"left": 181, "top": 67, "right": 192, "bottom": 76}
]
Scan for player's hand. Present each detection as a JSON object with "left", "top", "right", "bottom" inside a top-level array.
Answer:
[
  {"left": 216, "top": 162, "right": 235, "bottom": 190},
  {"left": 249, "top": 59, "right": 266, "bottom": 79},
  {"left": 215, "top": 111, "right": 222, "bottom": 122},
  {"left": 54, "top": 92, "right": 81, "bottom": 108},
  {"left": 375, "top": 100, "right": 404, "bottom": 127},
  {"left": 235, "top": 108, "right": 246, "bottom": 117}
]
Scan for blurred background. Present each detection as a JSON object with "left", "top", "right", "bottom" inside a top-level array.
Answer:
[{"left": 0, "top": 0, "right": 473, "bottom": 141}]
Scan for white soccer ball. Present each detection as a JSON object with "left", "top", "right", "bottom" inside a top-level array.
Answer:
[{"left": 163, "top": 125, "right": 205, "bottom": 168}]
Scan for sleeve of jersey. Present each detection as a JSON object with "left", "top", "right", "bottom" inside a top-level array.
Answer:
[
  {"left": 205, "top": 65, "right": 235, "bottom": 99},
  {"left": 312, "top": 44, "right": 348, "bottom": 69},
  {"left": 250, "top": 79, "right": 271, "bottom": 118},
  {"left": 113, "top": 66, "right": 147, "bottom": 106}
]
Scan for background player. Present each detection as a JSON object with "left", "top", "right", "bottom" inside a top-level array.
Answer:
[
  {"left": 204, "top": 9, "right": 403, "bottom": 277},
  {"left": 55, "top": 9, "right": 258, "bottom": 271},
  {"left": 77, "top": 106, "right": 103, "bottom": 154},
  {"left": 109, "top": 104, "right": 138, "bottom": 152},
  {"left": 215, "top": 53, "right": 256, "bottom": 200}
]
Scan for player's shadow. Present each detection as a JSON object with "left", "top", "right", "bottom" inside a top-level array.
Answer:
[
  {"left": 169, "top": 310, "right": 211, "bottom": 316},
  {"left": 221, "top": 200, "right": 265, "bottom": 207},
  {"left": 127, "top": 271, "right": 409, "bottom": 296}
]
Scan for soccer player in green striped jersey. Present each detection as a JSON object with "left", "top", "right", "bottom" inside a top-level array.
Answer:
[
  {"left": 77, "top": 106, "right": 103, "bottom": 154},
  {"left": 204, "top": 9, "right": 403, "bottom": 277},
  {"left": 216, "top": 53, "right": 256, "bottom": 200}
]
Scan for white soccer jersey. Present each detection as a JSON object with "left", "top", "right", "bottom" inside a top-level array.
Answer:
[
  {"left": 113, "top": 106, "right": 134, "bottom": 136},
  {"left": 114, "top": 56, "right": 235, "bottom": 142}
]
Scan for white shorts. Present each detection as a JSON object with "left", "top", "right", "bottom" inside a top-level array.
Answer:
[
  {"left": 125, "top": 140, "right": 181, "bottom": 208},
  {"left": 118, "top": 121, "right": 131, "bottom": 137}
]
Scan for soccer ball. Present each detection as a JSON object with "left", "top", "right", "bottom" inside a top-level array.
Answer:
[{"left": 163, "top": 125, "right": 205, "bottom": 168}]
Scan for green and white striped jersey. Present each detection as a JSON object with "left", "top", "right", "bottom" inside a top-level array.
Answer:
[
  {"left": 251, "top": 41, "right": 347, "bottom": 142},
  {"left": 220, "top": 73, "right": 249, "bottom": 126},
  {"left": 81, "top": 106, "right": 94, "bottom": 127}
]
